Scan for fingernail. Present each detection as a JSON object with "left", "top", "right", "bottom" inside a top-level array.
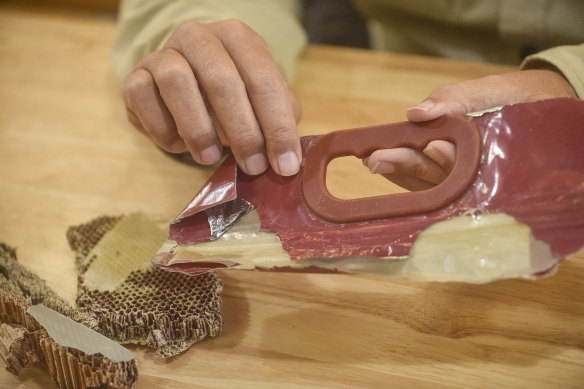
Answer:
[
  {"left": 244, "top": 153, "right": 268, "bottom": 175},
  {"left": 276, "top": 151, "right": 300, "bottom": 176},
  {"left": 198, "top": 145, "right": 221, "bottom": 164},
  {"left": 423, "top": 143, "right": 439, "bottom": 157},
  {"left": 409, "top": 99, "right": 435, "bottom": 112},
  {"left": 371, "top": 162, "right": 395, "bottom": 174},
  {"left": 423, "top": 144, "right": 451, "bottom": 168}
]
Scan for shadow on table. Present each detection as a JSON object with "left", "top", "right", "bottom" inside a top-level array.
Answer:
[
  {"left": 1, "top": 362, "right": 55, "bottom": 388},
  {"left": 210, "top": 270, "right": 252, "bottom": 348}
]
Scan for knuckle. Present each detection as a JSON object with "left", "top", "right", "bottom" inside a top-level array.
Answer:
[
  {"left": 204, "top": 67, "right": 243, "bottom": 96},
  {"left": 155, "top": 60, "right": 191, "bottom": 89},
  {"left": 397, "top": 148, "right": 426, "bottom": 178},
  {"left": 217, "top": 19, "right": 251, "bottom": 36},
  {"left": 430, "top": 83, "right": 471, "bottom": 114},
  {"left": 431, "top": 80, "right": 473, "bottom": 99},
  {"left": 123, "top": 69, "right": 152, "bottom": 102},
  {"left": 247, "top": 70, "right": 284, "bottom": 96},
  {"left": 178, "top": 124, "right": 214, "bottom": 148},
  {"left": 215, "top": 19, "right": 268, "bottom": 47},
  {"left": 157, "top": 134, "right": 184, "bottom": 153},
  {"left": 431, "top": 83, "right": 456, "bottom": 97},
  {"left": 174, "top": 21, "right": 208, "bottom": 41},
  {"left": 226, "top": 127, "right": 263, "bottom": 151},
  {"left": 263, "top": 121, "right": 297, "bottom": 145}
]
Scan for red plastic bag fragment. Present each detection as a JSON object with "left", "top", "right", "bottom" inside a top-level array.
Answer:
[{"left": 153, "top": 98, "right": 584, "bottom": 278}]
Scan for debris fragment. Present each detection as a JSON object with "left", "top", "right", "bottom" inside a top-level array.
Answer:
[
  {"left": 0, "top": 243, "right": 138, "bottom": 388},
  {"left": 67, "top": 214, "right": 223, "bottom": 357}
]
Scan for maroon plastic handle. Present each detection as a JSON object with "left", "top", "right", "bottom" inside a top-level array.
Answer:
[{"left": 301, "top": 115, "right": 481, "bottom": 223}]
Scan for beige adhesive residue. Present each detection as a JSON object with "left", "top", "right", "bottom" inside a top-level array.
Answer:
[
  {"left": 83, "top": 213, "right": 168, "bottom": 291},
  {"left": 169, "top": 231, "right": 291, "bottom": 270},
  {"left": 405, "top": 212, "right": 553, "bottom": 283},
  {"left": 164, "top": 210, "right": 554, "bottom": 283},
  {"left": 167, "top": 209, "right": 292, "bottom": 270},
  {"left": 68, "top": 214, "right": 223, "bottom": 358}
]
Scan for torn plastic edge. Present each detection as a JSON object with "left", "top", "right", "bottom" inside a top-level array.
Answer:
[
  {"left": 159, "top": 117, "right": 484, "bottom": 266},
  {"left": 153, "top": 98, "right": 584, "bottom": 281},
  {"left": 157, "top": 211, "right": 562, "bottom": 283},
  {"left": 465, "top": 105, "right": 503, "bottom": 118}
]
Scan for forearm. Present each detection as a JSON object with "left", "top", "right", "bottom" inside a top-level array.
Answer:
[
  {"left": 521, "top": 44, "right": 584, "bottom": 98},
  {"left": 112, "top": 0, "right": 307, "bottom": 82}
]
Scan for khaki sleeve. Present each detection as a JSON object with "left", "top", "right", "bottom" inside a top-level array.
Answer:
[
  {"left": 521, "top": 44, "right": 584, "bottom": 98},
  {"left": 111, "top": 0, "right": 307, "bottom": 82}
]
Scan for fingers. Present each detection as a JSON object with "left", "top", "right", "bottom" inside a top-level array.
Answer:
[
  {"left": 372, "top": 70, "right": 575, "bottom": 190},
  {"left": 423, "top": 140, "right": 455, "bottom": 173},
  {"left": 407, "top": 69, "right": 578, "bottom": 122},
  {"left": 139, "top": 48, "right": 223, "bottom": 164},
  {"left": 167, "top": 21, "right": 300, "bottom": 176},
  {"left": 406, "top": 76, "right": 501, "bottom": 122},
  {"left": 123, "top": 21, "right": 301, "bottom": 176},
  {"left": 123, "top": 68, "right": 187, "bottom": 153},
  {"left": 168, "top": 22, "right": 265, "bottom": 174},
  {"left": 212, "top": 21, "right": 302, "bottom": 176},
  {"left": 377, "top": 173, "right": 435, "bottom": 192},
  {"left": 363, "top": 147, "right": 450, "bottom": 191}
]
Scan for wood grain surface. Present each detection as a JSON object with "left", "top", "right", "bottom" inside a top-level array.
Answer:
[{"left": 1, "top": 3, "right": 582, "bottom": 388}]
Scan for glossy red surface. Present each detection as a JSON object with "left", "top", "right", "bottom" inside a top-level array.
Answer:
[
  {"left": 301, "top": 115, "right": 481, "bottom": 222},
  {"left": 159, "top": 98, "right": 584, "bottom": 272}
]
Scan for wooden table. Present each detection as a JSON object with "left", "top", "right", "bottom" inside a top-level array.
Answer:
[{"left": 1, "top": 3, "right": 583, "bottom": 388}]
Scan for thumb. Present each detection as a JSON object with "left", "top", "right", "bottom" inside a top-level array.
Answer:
[
  {"left": 406, "top": 76, "right": 501, "bottom": 122},
  {"left": 406, "top": 97, "right": 467, "bottom": 122},
  {"left": 407, "top": 70, "right": 578, "bottom": 122}
]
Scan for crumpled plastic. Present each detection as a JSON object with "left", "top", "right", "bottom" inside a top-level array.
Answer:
[{"left": 151, "top": 98, "right": 584, "bottom": 283}]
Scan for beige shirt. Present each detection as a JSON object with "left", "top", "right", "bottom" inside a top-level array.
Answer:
[{"left": 112, "top": 0, "right": 584, "bottom": 97}]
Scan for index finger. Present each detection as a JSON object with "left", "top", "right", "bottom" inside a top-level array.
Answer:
[
  {"left": 212, "top": 21, "right": 301, "bottom": 176},
  {"left": 167, "top": 23, "right": 267, "bottom": 175}
]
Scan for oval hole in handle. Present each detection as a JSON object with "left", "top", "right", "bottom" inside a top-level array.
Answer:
[{"left": 301, "top": 115, "right": 481, "bottom": 223}]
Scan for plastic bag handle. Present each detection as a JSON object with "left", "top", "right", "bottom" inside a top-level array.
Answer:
[{"left": 301, "top": 115, "right": 481, "bottom": 223}]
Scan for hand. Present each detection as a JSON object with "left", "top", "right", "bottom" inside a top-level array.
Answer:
[
  {"left": 363, "top": 69, "right": 578, "bottom": 190},
  {"left": 123, "top": 20, "right": 302, "bottom": 176}
]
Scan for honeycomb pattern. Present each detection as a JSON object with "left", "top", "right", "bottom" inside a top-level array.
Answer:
[
  {"left": 66, "top": 215, "right": 122, "bottom": 272},
  {"left": 67, "top": 215, "right": 223, "bottom": 358}
]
